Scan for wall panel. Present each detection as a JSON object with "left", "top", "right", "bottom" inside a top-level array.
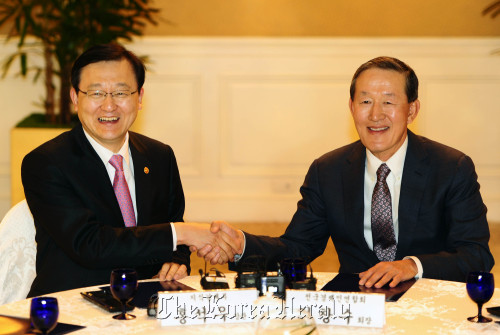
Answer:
[
  {"left": 220, "top": 75, "right": 350, "bottom": 176},
  {"left": 132, "top": 75, "right": 203, "bottom": 176}
]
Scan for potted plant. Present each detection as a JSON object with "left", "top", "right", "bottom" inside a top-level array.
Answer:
[
  {"left": 0, "top": 0, "right": 160, "bottom": 204},
  {"left": 483, "top": 1, "right": 500, "bottom": 54},
  {"left": 0, "top": 0, "right": 160, "bottom": 125},
  {"left": 483, "top": 0, "right": 500, "bottom": 18}
]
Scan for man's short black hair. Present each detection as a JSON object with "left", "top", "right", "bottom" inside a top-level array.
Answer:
[{"left": 71, "top": 43, "right": 146, "bottom": 92}]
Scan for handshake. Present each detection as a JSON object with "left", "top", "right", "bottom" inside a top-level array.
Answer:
[{"left": 173, "top": 221, "right": 245, "bottom": 265}]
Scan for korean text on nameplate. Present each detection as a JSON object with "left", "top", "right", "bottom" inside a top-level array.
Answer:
[
  {"left": 286, "top": 289, "right": 385, "bottom": 328},
  {"left": 157, "top": 289, "right": 260, "bottom": 326}
]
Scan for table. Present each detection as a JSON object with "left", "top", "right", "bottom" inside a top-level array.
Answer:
[{"left": 1, "top": 272, "right": 500, "bottom": 334}]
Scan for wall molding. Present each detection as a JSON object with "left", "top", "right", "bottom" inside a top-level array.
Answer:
[{"left": 128, "top": 37, "right": 500, "bottom": 58}]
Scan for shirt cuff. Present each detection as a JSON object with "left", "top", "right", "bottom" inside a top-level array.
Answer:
[
  {"left": 170, "top": 222, "right": 177, "bottom": 251},
  {"left": 233, "top": 230, "right": 246, "bottom": 263},
  {"left": 404, "top": 256, "right": 423, "bottom": 279}
]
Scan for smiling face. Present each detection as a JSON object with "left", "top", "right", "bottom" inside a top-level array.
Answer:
[
  {"left": 349, "top": 68, "right": 419, "bottom": 161},
  {"left": 70, "top": 59, "right": 144, "bottom": 153}
]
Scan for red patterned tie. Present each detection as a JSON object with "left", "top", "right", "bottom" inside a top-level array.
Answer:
[
  {"left": 371, "top": 163, "right": 396, "bottom": 261},
  {"left": 109, "top": 155, "right": 136, "bottom": 227}
]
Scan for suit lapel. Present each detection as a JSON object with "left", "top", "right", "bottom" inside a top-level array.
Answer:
[
  {"left": 342, "top": 142, "right": 372, "bottom": 252},
  {"left": 72, "top": 125, "right": 125, "bottom": 226},
  {"left": 396, "top": 131, "right": 430, "bottom": 258},
  {"left": 129, "top": 133, "right": 152, "bottom": 227}
]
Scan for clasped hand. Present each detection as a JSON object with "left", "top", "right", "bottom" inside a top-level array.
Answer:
[
  {"left": 157, "top": 221, "right": 243, "bottom": 281},
  {"left": 175, "top": 221, "right": 244, "bottom": 265},
  {"left": 188, "top": 221, "right": 244, "bottom": 265}
]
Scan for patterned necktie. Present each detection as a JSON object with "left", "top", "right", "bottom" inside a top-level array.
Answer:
[
  {"left": 371, "top": 163, "right": 396, "bottom": 262},
  {"left": 109, "top": 154, "right": 136, "bottom": 227}
]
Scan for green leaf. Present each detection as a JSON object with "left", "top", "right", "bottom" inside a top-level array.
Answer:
[
  {"left": 20, "top": 53, "right": 27, "bottom": 76},
  {"left": 0, "top": 0, "right": 161, "bottom": 124}
]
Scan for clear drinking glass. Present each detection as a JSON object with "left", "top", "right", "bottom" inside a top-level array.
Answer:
[{"left": 255, "top": 293, "right": 318, "bottom": 335}]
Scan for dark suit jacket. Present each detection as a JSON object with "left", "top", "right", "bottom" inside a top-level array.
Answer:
[
  {"left": 22, "top": 124, "right": 190, "bottom": 296},
  {"left": 241, "top": 130, "right": 494, "bottom": 282}
]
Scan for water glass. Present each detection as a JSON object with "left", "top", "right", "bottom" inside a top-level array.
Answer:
[{"left": 30, "top": 297, "right": 59, "bottom": 334}]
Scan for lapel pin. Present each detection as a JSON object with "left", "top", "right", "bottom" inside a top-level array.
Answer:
[{"left": 144, "top": 167, "right": 149, "bottom": 174}]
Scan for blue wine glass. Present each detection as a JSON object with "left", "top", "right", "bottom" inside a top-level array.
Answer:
[
  {"left": 466, "top": 271, "right": 494, "bottom": 323},
  {"left": 30, "top": 297, "right": 59, "bottom": 334},
  {"left": 281, "top": 259, "right": 307, "bottom": 288},
  {"left": 110, "top": 268, "right": 138, "bottom": 320}
]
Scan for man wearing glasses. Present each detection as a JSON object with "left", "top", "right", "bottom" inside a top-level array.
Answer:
[{"left": 22, "top": 44, "right": 239, "bottom": 297}]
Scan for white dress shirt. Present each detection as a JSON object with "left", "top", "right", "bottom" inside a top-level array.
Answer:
[
  {"left": 83, "top": 130, "right": 177, "bottom": 250},
  {"left": 363, "top": 136, "right": 423, "bottom": 279}
]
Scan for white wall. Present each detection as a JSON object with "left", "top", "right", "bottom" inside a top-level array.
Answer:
[{"left": 1, "top": 37, "right": 499, "bottom": 223}]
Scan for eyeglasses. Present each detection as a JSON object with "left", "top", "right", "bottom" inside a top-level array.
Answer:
[{"left": 78, "top": 89, "right": 138, "bottom": 101}]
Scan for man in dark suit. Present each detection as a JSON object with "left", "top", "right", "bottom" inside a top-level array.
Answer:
[
  {"left": 199, "top": 56, "right": 494, "bottom": 287},
  {"left": 22, "top": 44, "right": 238, "bottom": 297}
]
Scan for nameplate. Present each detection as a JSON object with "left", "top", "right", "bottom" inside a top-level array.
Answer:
[
  {"left": 286, "top": 289, "right": 385, "bottom": 328},
  {"left": 157, "top": 289, "right": 384, "bottom": 327},
  {"left": 157, "top": 289, "right": 259, "bottom": 325}
]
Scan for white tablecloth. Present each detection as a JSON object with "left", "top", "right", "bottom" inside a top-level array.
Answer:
[{"left": 1, "top": 272, "right": 500, "bottom": 334}]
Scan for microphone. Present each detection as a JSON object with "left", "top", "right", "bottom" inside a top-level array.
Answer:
[{"left": 199, "top": 262, "right": 229, "bottom": 289}]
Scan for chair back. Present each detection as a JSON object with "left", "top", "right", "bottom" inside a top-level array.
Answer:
[{"left": 0, "top": 199, "right": 36, "bottom": 305}]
